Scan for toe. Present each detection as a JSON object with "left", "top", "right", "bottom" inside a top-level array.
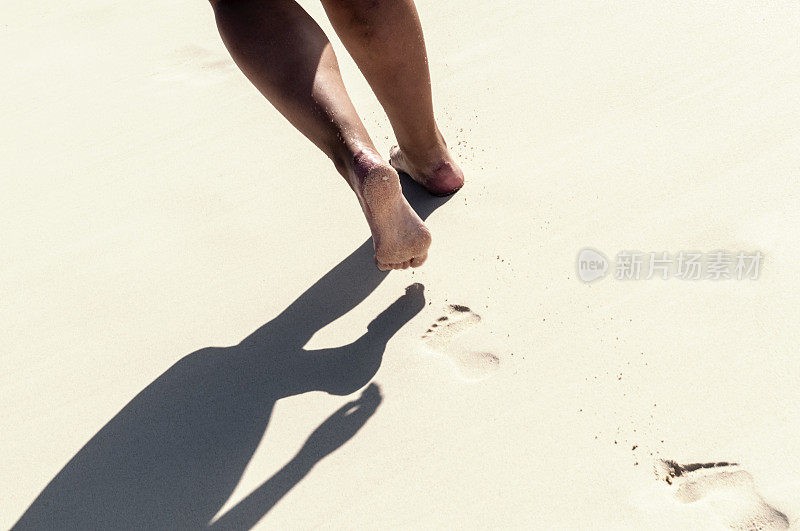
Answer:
[
  {"left": 376, "top": 258, "right": 391, "bottom": 271},
  {"left": 410, "top": 253, "right": 428, "bottom": 268},
  {"left": 400, "top": 260, "right": 410, "bottom": 269},
  {"left": 388, "top": 145, "right": 401, "bottom": 165},
  {"left": 388, "top": 146, "right": 408, "bottom": 174}
]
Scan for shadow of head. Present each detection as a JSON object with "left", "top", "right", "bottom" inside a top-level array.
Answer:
[{"left": 14, "top": 182, "right": 449, "bottom": 530}]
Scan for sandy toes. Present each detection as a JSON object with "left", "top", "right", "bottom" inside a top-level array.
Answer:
[
  {"left": 353, "top": 152, "right": 431, "bottom": 271},
  {"left": 389, "top": 146, "right": 465, "bottom": 197}
]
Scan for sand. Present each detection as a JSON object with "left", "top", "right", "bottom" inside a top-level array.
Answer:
[{"left": 2, "top": 0, "right": 799, "bottom": 528}]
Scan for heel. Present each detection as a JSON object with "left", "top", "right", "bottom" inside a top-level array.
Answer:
[{"left": 361, "top": 165, "right": 402, "bottom": 208}]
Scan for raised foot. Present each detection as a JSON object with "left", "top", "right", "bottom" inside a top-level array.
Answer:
[
  {"left": 389, "top": 146, "right": 465, "bottom": 197},
  {"left": 355, "top": 153, "right": 432, "bottom": 271}
]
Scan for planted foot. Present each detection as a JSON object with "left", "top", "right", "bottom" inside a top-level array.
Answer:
[{"left": 389, "top": 144, "right": 464, "bottom": 197}]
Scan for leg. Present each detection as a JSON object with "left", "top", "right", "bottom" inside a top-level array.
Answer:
[
  {"left": 320, "top": 0, "right": 465, "bottom": 196},
  {"left": 211, "top": 0, "right": 430, "bottom": 270}
]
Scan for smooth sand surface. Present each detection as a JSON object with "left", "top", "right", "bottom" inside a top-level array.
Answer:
[{"left": 3, "top": 1, "right": 799, "bottom": 528}]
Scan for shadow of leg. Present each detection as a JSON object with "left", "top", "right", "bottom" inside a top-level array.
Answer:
[
  {"left": 288, "top": 283, "right": 426, "bottom": 396},
  {"left": 208, "top": 383, "right": 383, "bottom": 530},
  {"left": 14, "top": 180, "right": 450, "bottom": 531}
]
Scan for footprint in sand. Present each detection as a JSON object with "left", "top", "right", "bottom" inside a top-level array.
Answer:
[
  {"left": 420, "top": 304, "right": 500, "bottom": 381},
  {"left": 659, "top": 460, "right": 789, "bottom": 529}
]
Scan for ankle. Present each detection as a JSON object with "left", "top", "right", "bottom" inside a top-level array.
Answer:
[
  {"left": 397, "top": 134, "right": 450, "bottom": 173},
  {"left": 351, "top": 149, "right": 385, "bottom": 181},
  {"left": 329, "top": 142, "right": 381, "bottom": 184}
]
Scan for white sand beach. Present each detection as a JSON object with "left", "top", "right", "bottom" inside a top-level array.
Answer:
[{"left": 3, "top": 1, "right": 799, "bottom": 528}]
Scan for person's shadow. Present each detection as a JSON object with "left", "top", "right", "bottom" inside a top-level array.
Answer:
[{"left": 14, "top": 176, "right": 451, "bottom": 530}]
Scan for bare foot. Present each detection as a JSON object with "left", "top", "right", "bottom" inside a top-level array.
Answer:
[
  {"left": 350, "top": 151, "right": 432, "bottom": 271},
  {"left": 389, "top": 144, "right": 465, "bottom": 197}
]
